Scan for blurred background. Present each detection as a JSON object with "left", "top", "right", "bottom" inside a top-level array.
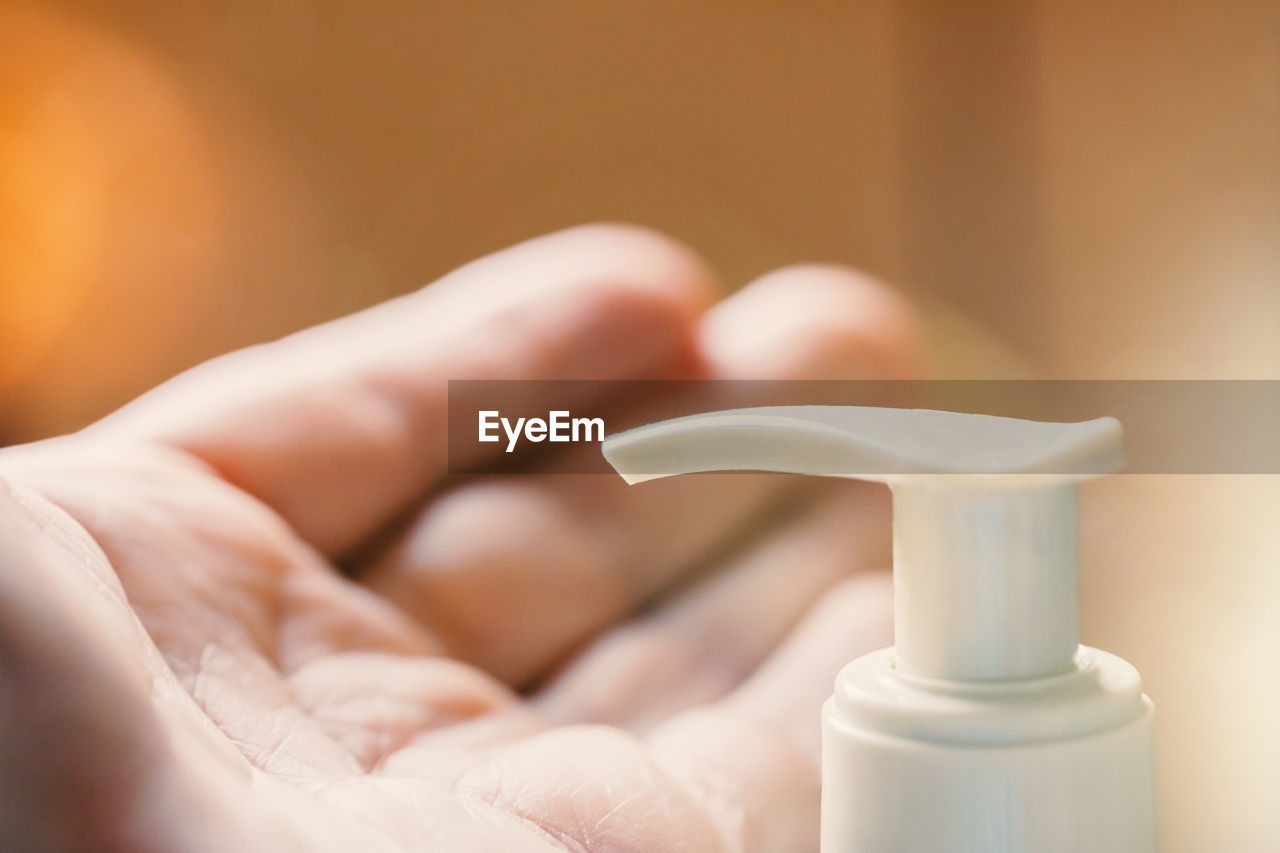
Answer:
[{"left": 2, "top": 1, "right": 1277, "bottom": 849}]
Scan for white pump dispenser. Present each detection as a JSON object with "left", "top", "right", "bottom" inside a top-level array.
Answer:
[{"left": 602, "top": 406, "right": 1156, "bottom": 853}]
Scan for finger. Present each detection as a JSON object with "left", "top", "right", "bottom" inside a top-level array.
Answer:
[
  {"left": 361, "top": 469, "right": 797, "bottom": 686},
  {"left": 363, "top": 264, "right": 920, "bottom": 687},
  {"left": 93, "top": 224, "right": 718, "bottom": 558},
  {"left": 724, "top": 571, "right": 895, "bottom": 758},
  {"left": 630, "top": 575, "right": 893, "bottom": 852},
  {"left": 530, "top": 482, "right": 890, "bottom": 730},
  {"left": 698, "top": 263, "right": 923, "bottom": 381}
]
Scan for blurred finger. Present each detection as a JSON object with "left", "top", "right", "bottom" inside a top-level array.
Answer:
[
  {"left": 698, "top": 263, "right": 923, "bottom": 381},
  {"left": 725, "top": 571, "right": 895, "bottom": 759},
  {"left": 532, "top": 482, "right": 890, "bottom": 730},
  {"left": 93, "top": 224, "right": 718, "bottom": 557},
  {"left": 628, "top": 574, "right": 893, "bottom": 851}
]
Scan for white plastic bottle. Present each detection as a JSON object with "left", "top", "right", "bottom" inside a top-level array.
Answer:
[{"left": 603, "top": 406, "right": 1157, "bottom": 853}]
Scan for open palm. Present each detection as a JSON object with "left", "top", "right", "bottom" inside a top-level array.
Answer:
[{"left": 0, "top": 226, "right": 918, "bottom": 853}]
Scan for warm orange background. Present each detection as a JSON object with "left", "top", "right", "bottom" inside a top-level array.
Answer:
[{"left": 2, "top": 2, "right": 1278, "bottom": 849}]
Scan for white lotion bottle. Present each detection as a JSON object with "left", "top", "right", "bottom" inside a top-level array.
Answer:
[{"left": 602, "top": 406, "right": 1157, "bottom": 853}]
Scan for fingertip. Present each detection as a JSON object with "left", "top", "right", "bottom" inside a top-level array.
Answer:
[
  {"left": 441, "top": 222, "right": 722, "bottom": 379},
  {"left": 558, "top": 222, "right": 722, "bottom": 308},
  {"left": 699, "top": 264, "right": 926, "bottom": 380},
  {"left": 556, "top": 224, "right": 723, "bottom": 363},
  {"left": 482, "top": 222, "right": 722, "bottom": 328}
]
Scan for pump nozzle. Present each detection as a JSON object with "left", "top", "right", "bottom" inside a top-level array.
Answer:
[
  {"left": 603, "top": 405, "right": 1123, "bottom": 484},
  {"left": 603, "top": 406, "right": 1124, "bottom": 681}
]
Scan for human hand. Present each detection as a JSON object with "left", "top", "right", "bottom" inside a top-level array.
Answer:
[{"left": 0, "top": 225, "right": 920, "bottom": 852}]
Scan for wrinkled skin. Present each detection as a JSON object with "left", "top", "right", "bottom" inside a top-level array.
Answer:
[{"left": 0, "top": 226, "right": 919, "bottom": 852}]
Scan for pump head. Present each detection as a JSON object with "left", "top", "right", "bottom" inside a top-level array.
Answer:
[{"left": 602, "top": 406, "right": 1124, "bottom": 681}]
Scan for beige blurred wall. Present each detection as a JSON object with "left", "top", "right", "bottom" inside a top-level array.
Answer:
[
  {"left": 2, "top": 2, "right": 1278, "bottom": 849},
  {"left": 4, "top": 1, "right": 1277, "bottom": 432}
]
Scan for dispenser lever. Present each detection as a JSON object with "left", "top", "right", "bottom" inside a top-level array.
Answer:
[{"left": 603, "top": 405, "right": 1124, "bottom": 483}]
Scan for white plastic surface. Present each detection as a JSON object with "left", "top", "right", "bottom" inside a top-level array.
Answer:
[
  {"left": 603, "top": 406, "right": 1157, "bottom": 853},
  {"left": 602, "top": 405, "right": 1124, "bottom": 484}
]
